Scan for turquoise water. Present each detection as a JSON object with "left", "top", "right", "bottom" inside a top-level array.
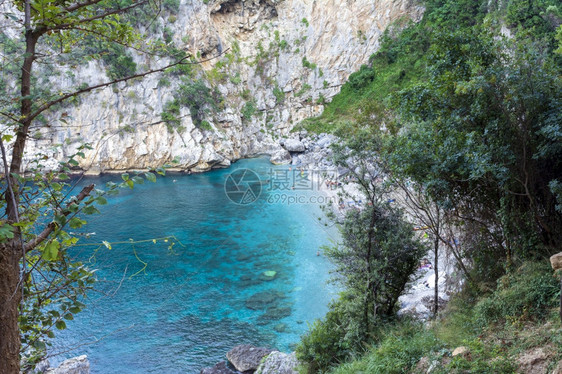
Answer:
[{"left": 51, "top": 157, "right": 338, "bottom": 373}]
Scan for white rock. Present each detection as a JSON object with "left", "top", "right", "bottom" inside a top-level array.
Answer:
[
  {"left": 270, "top": 149, "right": 292, "bottom": 165},
  {"left": 45, "top": 355, "right": 90, "bottom": 374},
  {"left": 256, "top": 351, "right": 299, "bottom": 374},
  {"left": 281, "top": 138, "right": 305, "bottom": 152}
]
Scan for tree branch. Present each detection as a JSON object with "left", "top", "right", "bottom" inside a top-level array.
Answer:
[
  {"left": 27, "top": 49, "right": 228, "bottom": 123},
  {"left": 23, "top": 184, "right": 95, "bottom": 252},
  {"left": 27, "top": 58, "right": 187, "bottom": 123},
  {"left": 49, "top": 1, "right": 150, "bottom": 32},
  {"left": 62, "top": 0, "right": 107, "bottom": 14}
]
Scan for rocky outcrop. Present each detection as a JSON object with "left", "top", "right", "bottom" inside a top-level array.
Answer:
[
  {"left": 45, "top": 355, "right": 90, "bottom": 374},
  {"left": 269, "top": 149, "right": 291, "bottom": 165},
  {"left": 226, "top": 345, "right": 273, "bottom": 372},
  {"left": 2, "top": 0, "right": 423, "bottom": 174},
  {"left": 255, "top": 351, "right": 299, "bottom": 374},
  {"left": 200, "top": 361, "right": 237, "bottom": 374}
]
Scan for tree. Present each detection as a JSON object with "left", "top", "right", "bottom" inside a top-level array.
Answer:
[
  {"left": 389, "top": 30, "right": 562, "bottom": 281},
  {"left": 0, "top": 0, "right": 193, "bottom": 371},
  {"left": 329, "top": 128, "right": 426, "bottom": 340}
]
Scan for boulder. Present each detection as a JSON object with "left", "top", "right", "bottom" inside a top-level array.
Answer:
[
  {"left": 270, "top": 150, "right": 291, "bottom": 165},
  {"left": 451, "top": 346, "right": 469, "bottom": 358},
  {"left": 256, "top": 351, "right": 299, "bottom": 374},
  {"left": 550, "top": 252, "right": 562, "bottom": 271},
  {"left": 281, "top": 138, "right": 305, "bottom": 153},
  {"left": 200, "top": 361, "right": 237, "bottom": 374},
  {"left": 226, "top": 345, "right": 273, "bottom": 373},
  {"left": 316, "top": 134, "right": 335, "bottom": 148},
  {"left": 45, "top": 355, "right": 89, "bottom": 374},
  {"left": 517, "top": 347, "right": 550, "bottom": 374}
]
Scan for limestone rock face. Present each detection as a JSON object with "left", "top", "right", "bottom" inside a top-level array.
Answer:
[
  {"left": 255, "top": 351, "right": 299, "bottom": 374},
  {"left": 45, "top": 355, "right": 90, "bottom": 374},
  {"left": 2, "top": 0, "right": 423, "bottom": 173},
  {"left": 226, "top": 345, "right": 273, "bottom": 372},
  {"left": 270, "top": 149, "right": 292, "bottom": 164}
]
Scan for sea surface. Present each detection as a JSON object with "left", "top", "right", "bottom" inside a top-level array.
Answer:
[{"left": 51, "top": 157, "right": 339, "bottom": 373}]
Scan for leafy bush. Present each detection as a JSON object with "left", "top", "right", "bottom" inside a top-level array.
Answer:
[
  {"left": 296, "top": 298, "right": 354, "bottom": 373},
  {"left": 273, "top": 85, "right": 285, "bottom": 104},
  {"left": 241, "top": 100, "right": 257, "bottom": 120},
  {"left": 100, "top": 43, "right": 137, "bottom": 80},
  {"left": 330, "top": 321, "right": 442, "bottom": 374},
  {"left": 347, "top": 64, "right": 375, "bottom": 89},
  {"left": 162, "top": 0, "right": 180, "bottom": 12},
  {"left": 474, "top": 262, "right": 559, "bottom": 326}
]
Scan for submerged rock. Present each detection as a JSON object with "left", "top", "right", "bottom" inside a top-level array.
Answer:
[
  {"left": 256, "top": 351, "right": 299, "bottom": 374},
  {"left": 226, "top": 345, "right": 273, "bottom": 373},
  {"left": 257, "top": 306, "right": 292, "bottom": 325},
  {"left": 245, "top": 290, "right": 284, "bottom": 310},
  {"left": 273, "top": 323, "right": 287, "bottom": 333}
]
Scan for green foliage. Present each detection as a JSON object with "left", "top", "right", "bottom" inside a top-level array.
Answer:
[
  {"left": 474, "top": 262, "right": 560, "bottom": 326},
  {"left": 347, "top": 64, "right": 375, "bottom": 89},
  {"left": 329, "top": 321, "right": 442, "bottom": 374},
  {"left": 230, "top": 72, "right": 242, "bottom": 85},
  {"left": 162, "top": 78, "right": 222, "bottom": 131},
  {"left": 162, "top": 0, "right": 180, "bottom": 12},
  {"left": 273, "top": 85, "right": 285, "bottom": 104},
  {"left": 298, "top": 130, "right": 428, "bottom": 372},
  {"left": 295, "top": 83, "right": 312, "bottom": 97},
  {"left": 98, "top": 42, "right": 137, "bottom": 80},
  {"left": 241, "top": 100, "right": 257, "bottom": 121},
  {"left": 389, "top": 32, "right": 562, "bottom": 261},
  {"left": 439, "top": 338, "right": 516, "bottom": 373},
  {"left": 555, "top": 25, "right": 562, "bottom": 55},
  {"left": 161, "top": 99, "right": 181, "bottom": 130},
  {"left": 302, "top": 56, "right": 317, "bottom": 69},
  {"left": 296, "top": 298, "right": 354, "bottom": 373}
]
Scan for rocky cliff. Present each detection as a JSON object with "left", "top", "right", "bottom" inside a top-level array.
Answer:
[{"left": 21, "top": 0, "right": 423, "bottom": 173}]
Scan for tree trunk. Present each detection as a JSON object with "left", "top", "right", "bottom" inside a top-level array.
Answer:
[
  {"left": 0, "top": 244, "right": 22, "bottom": 374},
  {"left": 434, "top": 235, "right": 439, "bottom": 317},
  {"left": 0, "top": 20, "right": 39, "bottom": 373}
]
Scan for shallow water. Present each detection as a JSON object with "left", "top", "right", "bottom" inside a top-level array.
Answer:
[{"left": 51, "top": 157, "right": 339, "bottom": 373}]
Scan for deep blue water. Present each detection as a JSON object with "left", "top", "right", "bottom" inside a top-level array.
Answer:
[{"left": 51, "top": 157, "right": 338, "bottom": 373}]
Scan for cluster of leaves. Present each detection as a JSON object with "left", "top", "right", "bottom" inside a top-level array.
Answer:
[
  {"left": 474, "top": 262, "right": 560, "bottom": 325},
  {"left": 162, "top": 78, "right": 222, "bottom": 131},
  {"left": 0, "top": 145, "right": 165, "bottom": 366}
]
